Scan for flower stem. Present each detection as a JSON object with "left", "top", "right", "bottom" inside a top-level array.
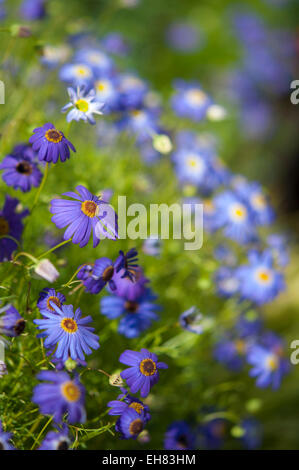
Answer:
[
  {"left": 31, "top": 162, "right": 49, "bottom": 213},
  {"left": 36, "top": 238, "right": 72, "bottom": 260}
]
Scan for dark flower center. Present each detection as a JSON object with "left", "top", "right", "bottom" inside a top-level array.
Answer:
[
  {"left": 47, "top": 296, "right": 61, "bottom": 311},
  {"left": 177, "top": 434, "right": 188, "bottom": 449},
  {"left": 129, "top": 418, "right": 143, "bottom": 436},
  {"left": 16, "top": 161, "right": 33, "bottom": 175},
  {"left": 102, "top": 265, "right": 114, "bottom": 282},
  {"left": 125, "top": 301, "right": 138, "bottom": 313},
  {"left": 45, "top": 128, "right": 63, "bottom": 143},
  {"left": 57, "top": 439, "right": 69, "bottom": 450},
  {"left": 0, "top": 216, "right": 9, "bottom": 235},
  {"left": 140, "top": 358, "right": 157, "bottom": 376},
  {"left": 0, "top": 441, "right": 4, "bottom": 450},
  {"left": 14, "top": 319, "right": 26, "bottom": 336},
  {"left": 81, "top": 200, "right": 98, "bottom": 218}
]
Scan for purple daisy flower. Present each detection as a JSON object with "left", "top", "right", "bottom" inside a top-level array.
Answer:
[
  {"left": 20, "top": 0, "right": 46, "bottom": 21},
  {"left": 119, "top": 349, "right": 168, "bottom": 398},
  {"left": 108, "top": 388, "right": 151, "bottom": 422},
  {"left": 32, "top": 370, "right": 86, "bottom": 423},
  {"left": 34, "top": 303, "right": 99, "bottom": 362},
  {"left": 107, "top": 266, "right": 148, "bottom": 300},
  {"left": 39, "top": 425, "right": 72, "bottom": 450},
  {"left": 0, "top": 304, "right": 26, "bottom": 337},
  {"left": 0, "top": 195, "right": 29, "bottom": 262},
  {"left": 37, "top": 287, "right": 66, "bottom": 315},
  {"left": 164, "top": 421, "right": 195, "bottom": 450},
  {"left": 0, "top": 420, "right": 14, "bottom": 450},
  {"left": 0, "top": 151, "right": 42, "bottom": 192},
  {"left": 77, "top": 249, "right": 137, "bottom": 294},
  {"left": 116, "top": 408, "right": 145, "bottom": 440},
  {"left": 50, "top": 185, "right": 118, "bottom": 248},
  {"left": 29, "top": 123, "right": 76, "bottom": 163}
]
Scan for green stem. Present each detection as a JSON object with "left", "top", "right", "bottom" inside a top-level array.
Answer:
[
  {"left": 30, "top": 416, "right": 53, "bottom": 450},
  {"left": 13, "top": 252, "right": 38, "bottom": 264},
  {"left": 36, "top": 238, "right": 71, "bottom": 260},
  {"left": 31, "top": 162, "right": 49, "bottom": 213},
  {"left": 62, "top": 264, "right": 89, "bottom": 288}
]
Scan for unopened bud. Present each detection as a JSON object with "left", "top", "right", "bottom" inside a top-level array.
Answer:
[
  {"left": 109, "top": 373, "right": 124, "bottom": 387},
  {"left": 64, "top": 358, "right": 78, "bottom": 372},
  {"left": 34, "top": 259, "right": 59, "bottom": 283},
  {"left": 10, "top": 24, "right": 32, "bottom": 38},
  {"left": 153, "top": 134, "right": 173, "bottom": 154},
  {"left": 206, "top": 104, "right": 227, "bottom": 121}
]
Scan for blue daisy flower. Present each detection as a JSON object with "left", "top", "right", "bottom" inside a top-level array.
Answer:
[
  {"left": 0, "top": 150, "right": 42, "bottom": 192},
  {"left": 50, "top": 185, "right": 118, "bottom": 248},
  {"left": 267, "top": 233, "right": 290, "bottom": 268},
  {"left": 234, "top": 180, "right": 275, "bottom": 226},
  {"left": 37, "top": 288, "right": 66, "bottom": 315},
  {"left": 101, "top": 32, "right": 129, "bottom": 56},
  {"left": 59, "top": 62, "right": 94, "bottom": 88},
  {"left": 240, "top": 417, "right": 262, "bottom": 450},
  {"left": 0, "top": 195, "right": 29, "bottom": 262},
  {"left": 32, "top": 370, "right": 86, "bottom": 423},
  {"left": 236, "top": 311, "right": 263, "bottom": 338},
  {"left": 94, "top": 77, "right": 120, "bottom": 112},
  {"left": 198, "top": 416, "right": 227, "bottom": 449},
  {"left": 62, "top": 86, "right": 104, "bottom": 125},
  {"left": 116, "top": 408, "right": 145, "bottom": 440},
  {"left": 117, "top": 73, "right": 148, "bottom": 110},
  {"left": 74, "top": 48, "right": 115, "bottom": 79},
  {"left": 171, "top": 80, "right": 213, "bottom": 121},
  {"left": 29, "top": 123, "right": 76, "bottom": 163},
  {"left": 213, "top": 190, "right": 257, "bottom": 244},
  {"left": 120, "top": 349, "right": 168, "bottom": 398},
  {"left": 164, "top": 421, "right": 195, "bottom": 450},
  {"left": 101, "top": 289, "right": 159, "bottom": 338},
  {"left": 214, "top": 334, "right": 248, "bottom": 372},
  {"left": 247, "top": 340, "right": 289, "bottom": 390},
  {"left": 236, "top": 250, "right": 285, "bottom": 305},
  {"left": 179, "top": 306, "right": 205, "bottom": 335},
  {"left": 0, "top": 420, "right": 14, "bottom": 450},
  {"left": 214, "top": 267, "right": 240, "bottom": 298},
  {"left": 34, "top": 303, "right": 99, "bottom": 362},
  {"left": 39, "top": 425, "right": 71, "bottom": 450},
  {"left": 172, "top": 147, "right": 210, "bottom": 188},
  {"left": 0, "top": 304, "right": 25, "bottom": 337}
]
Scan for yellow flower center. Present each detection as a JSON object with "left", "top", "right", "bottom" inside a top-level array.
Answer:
[
  {"left": 256, "top": 269, "right": 272, "bottom": 284},
  {"left": 129, "top": 402, "right": 144, "bottom": 414},
  {"left": 45, "top": 129, "right": 63, "bottom": 143},
  {"left": 75, "top": 99, "right": 89, "bottom": 113},
  {"left": 129, "top": 418, "right": 143, "bottom": 436},
  {"left": 251, "top": 193, "right": 266, "bottom": 209},
  {"left": 235, "top": 339, "right": 245, "bottom": 354},
  {"left": 230, "top": 203, "right": 247, "bottom": 221},
  {"left": 47, "top": 296, "right": 61, "bottom": 312},
  {"left": 75, "top": 66, "right": 90, "bottom": 77},
  {"left": 60, "top": 317, "right": 78, "bottom": 334},
  {"left": 140, "top": 358, "right": 157, "bottom": 376},
  {"left": 267, "top": 355, "right": 278, "bottom": 371},
  {"left": 81, "top": 200, "right": 98, "bottom": 218},
  {"left": 96, "top": 81, "right": 107, "bottom": 92},
  {"left": 61, "top": 381, "right": 81, "bottom": 402},
  {"left": 186, "top": 89, "right": 207, "bottom": 106},
  {"left": 0, "top": 216, "right": 9, "bottom": 235}
]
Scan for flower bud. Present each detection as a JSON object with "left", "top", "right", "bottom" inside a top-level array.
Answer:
[
  {"left": 153, "top": 134, "right": 173, "bottom": 154},
  {"left": 34, "top": 259, "right": 59, "bottom": 283}
]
